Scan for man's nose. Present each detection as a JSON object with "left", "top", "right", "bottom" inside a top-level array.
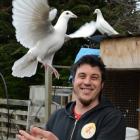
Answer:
[{"left": 83, "top": 77, "right": 91, "bottom": 85}]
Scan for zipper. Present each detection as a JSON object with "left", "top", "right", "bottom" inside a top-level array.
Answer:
[{"left": 69, "top": 120, "right": 78, "bottom": 140}]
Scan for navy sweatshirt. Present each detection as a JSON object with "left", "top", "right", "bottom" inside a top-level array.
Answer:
[{"left": 46, "top": 96, "right": 126, "bottom": 140}]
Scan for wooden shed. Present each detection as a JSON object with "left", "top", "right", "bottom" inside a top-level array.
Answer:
[
  {"left": 101, "top": 35, "right": 140, "bottom": 68},
  {"left": 100, "top": 35, "right": 140, "bottom": 131}
]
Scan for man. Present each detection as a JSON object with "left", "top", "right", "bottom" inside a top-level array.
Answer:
[{"left": 17, "top": 55, "right": 126, "bottom": 140}]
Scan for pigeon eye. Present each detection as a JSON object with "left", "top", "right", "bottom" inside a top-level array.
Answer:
[{"left": 66, "top": 12, "right": 69, "bottom": 15}]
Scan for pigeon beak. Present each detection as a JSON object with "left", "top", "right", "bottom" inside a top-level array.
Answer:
[
  {"left": 93, "top": 11, "right": 96, "bottom": 14},
  {"left": 72, "top": 14, "right": 78, "bottom": 18}
]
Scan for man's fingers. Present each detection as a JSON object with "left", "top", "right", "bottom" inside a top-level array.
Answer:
[
  {"left": 18, "top": 128, "right": 58, "bottom": 140},
  {"left": 31, "top": 127, "right": 49, "bottom": 138},
  {"left": 31, "top": 127, "right": 58, "bottom": 139},
  {"left": 19, "top": 130, "right": 36, "bottom": 140},
  {"left": 17, "top": 134, "right": 27, "bottom": 140}
]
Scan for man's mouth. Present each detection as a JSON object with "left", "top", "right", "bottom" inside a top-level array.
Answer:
[{"left": 81, "top": 88, "right": 93, "bottom": 93}]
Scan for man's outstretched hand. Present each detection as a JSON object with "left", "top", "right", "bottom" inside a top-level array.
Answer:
[{"left": 17, "top": 127, "right": 59, "bottom": 140}]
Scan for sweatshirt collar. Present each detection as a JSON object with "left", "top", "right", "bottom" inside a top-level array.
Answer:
[{"left": 65, "top": 95, "right": 114, "bottom": 118}]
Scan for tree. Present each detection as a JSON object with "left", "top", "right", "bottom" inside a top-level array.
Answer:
[{"left": 0, "top": 0, "right": 139, "bottom": 99}]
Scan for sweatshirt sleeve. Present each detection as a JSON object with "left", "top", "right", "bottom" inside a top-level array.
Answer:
[
  {"left": 96, "top": 110, "right": 126, "bottom": 140},
  {"left": 45, "top": 110, "right": 59, "bottom": 131}
]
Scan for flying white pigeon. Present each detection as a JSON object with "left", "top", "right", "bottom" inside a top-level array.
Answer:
[
  {"left": 94, "top": 9, "right": 119, "bottom": 36},
  {"left": 12, "top": 0, "right": 77, "bottom": 79}
]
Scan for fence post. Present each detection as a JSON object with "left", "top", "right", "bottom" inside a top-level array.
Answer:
[{"left": 44, "top": 67, "right": 52, "bottom": 122}]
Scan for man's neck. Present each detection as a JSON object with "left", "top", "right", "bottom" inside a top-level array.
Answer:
[{"left": 74, "top": 100, "right": 99, "bottom": 115}]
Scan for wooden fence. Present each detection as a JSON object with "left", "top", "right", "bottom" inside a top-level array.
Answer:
[{"left": 0, "top": 86, "right": 72, "bottom": 140}]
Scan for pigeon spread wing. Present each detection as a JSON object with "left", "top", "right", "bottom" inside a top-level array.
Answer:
[
  {"left": 68, "top": 21, "right": 97, "bottom": 39},
  {"left": 12, "top": 0, "right": 54, "bottom": 49}
]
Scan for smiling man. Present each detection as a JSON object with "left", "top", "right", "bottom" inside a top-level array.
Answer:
[
  {"left": 17, "top": 55, "right": 125, "bottom": 140},
  {"left": 72, "top": 58, "right": 104, "bottom": 107}
]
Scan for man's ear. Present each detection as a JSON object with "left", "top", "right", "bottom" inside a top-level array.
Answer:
[
  {"left": 72, "top": 77, "right": 75, "bottom": 85},
  {"left": 72, "top": 79, "right": 74, "bottom": 85}
]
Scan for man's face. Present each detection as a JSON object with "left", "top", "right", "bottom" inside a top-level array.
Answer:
[{"left": 73, "top": 64, "right": 104, "bottom": 106}]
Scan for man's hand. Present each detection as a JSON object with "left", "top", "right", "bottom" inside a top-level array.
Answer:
[{"left": 17, "top": 127, "right": 59, "bottom": 140}]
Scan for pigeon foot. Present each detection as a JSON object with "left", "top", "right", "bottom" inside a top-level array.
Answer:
[{"left": 44, "top": 64, "right": 60, "bottom": 79}]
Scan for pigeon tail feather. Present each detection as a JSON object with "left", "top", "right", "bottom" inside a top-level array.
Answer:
[{"left": 12, "top": 53, "right": 38, "bottom": 78}]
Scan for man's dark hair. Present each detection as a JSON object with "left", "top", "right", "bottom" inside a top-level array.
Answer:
[{"left": 71, "top": 55, "right": 106, "bottom": 82}]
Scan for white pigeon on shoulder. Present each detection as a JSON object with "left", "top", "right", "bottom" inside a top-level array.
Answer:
[
  {"left": 12, "top": 0, "right": 77, "bottom": 79},
  {"left": 94, "top": 9, "right": 119, "bottom": 36}
]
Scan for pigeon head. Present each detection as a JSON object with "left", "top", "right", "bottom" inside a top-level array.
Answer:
[
  {"left": 94, "top": 9, "right": 101, "bottom": 14},
  {"left": 60, "top": 11, "right": 77, "bottom": 20}
]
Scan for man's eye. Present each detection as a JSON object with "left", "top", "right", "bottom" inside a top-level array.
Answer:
[
  {"left": 79, "top": 76, "right": 85, "bottom": 79},
  {"left": 78, "top": 74, "right": 85, "bottom": 79},
  {"left": 91, "top": 77, "right": 100, "bottom": 80}
]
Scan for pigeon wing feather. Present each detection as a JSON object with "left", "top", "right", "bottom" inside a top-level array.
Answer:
[
  {"left": 97, "top": 18, "right": 118, "bottom": 35},
  {"left": 68, "top": 21, "right": 96, "bottom": 39},
  {"left": 12, "top": 0, "right": 54, "bottom": 49},
  {"left": 49, "top": 8, "right": 57, "bottom": 21}
]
